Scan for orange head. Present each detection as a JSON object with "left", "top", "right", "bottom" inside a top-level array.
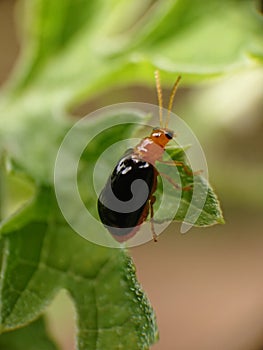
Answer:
[{"left": 150, "top": 127, "right": 174, "bottom": 148}]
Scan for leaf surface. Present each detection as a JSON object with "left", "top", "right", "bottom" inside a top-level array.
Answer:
[{"left": 0, "top": 317, "right": 58, "bottom": 350}]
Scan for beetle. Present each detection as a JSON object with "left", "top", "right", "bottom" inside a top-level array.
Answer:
[{"left": 97, "top": 71, "right": 191, "bottom": 243}]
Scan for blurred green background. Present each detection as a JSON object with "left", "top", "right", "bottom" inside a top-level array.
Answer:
[{"left": 0, "top": 0, "right": 263, "bottom": 349}]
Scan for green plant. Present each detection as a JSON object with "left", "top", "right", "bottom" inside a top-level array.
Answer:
[{"left": 0, "top": 0, "right": 261, "bottom": 349}]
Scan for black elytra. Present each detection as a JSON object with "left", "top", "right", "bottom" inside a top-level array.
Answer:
[{"left": 97, "top": 149, "right": 156, "bottom": 241}]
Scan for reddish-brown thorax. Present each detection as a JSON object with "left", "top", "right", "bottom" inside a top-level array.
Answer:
[{"left": 134, "top": 128, "right": 173, "bottom": 164}]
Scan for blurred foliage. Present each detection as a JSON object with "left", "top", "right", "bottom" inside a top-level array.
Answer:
[
  {"left": 0, "top": 317, "right": 58, "bottom": 350},
  {"left": 154, "top": 146, "right": 224, "bottom": 225},
  {"left": 0, "top": 0, "right": 262, "bottom": 349}
]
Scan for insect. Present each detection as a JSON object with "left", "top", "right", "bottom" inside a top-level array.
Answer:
[{"left": 98, "top": 71, "right": 192, "bottom": 243}]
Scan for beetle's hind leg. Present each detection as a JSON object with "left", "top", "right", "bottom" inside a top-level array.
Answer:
[
  {"left": 149, "top": 195, "right": 158, "bottom": 242},
  {"left": 159, "top": 172, "right": 193, "bottom": 191},
  {"left": 157, "top": 159, "right": 202, "bottom": 176}
]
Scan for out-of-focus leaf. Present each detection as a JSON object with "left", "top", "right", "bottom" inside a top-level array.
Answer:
[
  {"left": 4, "top": 0, "right": 262, "bottom": 103},
  {"left": 0, "top": 317, "right": 58, "bottom": 350}
]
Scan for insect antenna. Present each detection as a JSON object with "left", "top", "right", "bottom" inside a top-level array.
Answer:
[
  {"left": 165, "top": 75, "right": 181, "bottom": 128},
  {"left": 154, "top": 70, "right": 164, "bottom": 128}
]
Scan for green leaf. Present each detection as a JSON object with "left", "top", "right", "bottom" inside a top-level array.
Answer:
[
  {"left": 153, "top": 146, "right": 224, "bottom": 226},
  {"left": 4, "top": 0, "right": 262, "bottom": 104},
  {"left": 0, "top": 188, "right": 158, "bottom": 350},
  {"left": 0, "top": 317, "right": 58, "bottom": 350},
  {"left": 129, "top": 0, "right": 263, "bottom": 75}
]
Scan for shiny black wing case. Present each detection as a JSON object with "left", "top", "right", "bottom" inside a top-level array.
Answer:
[{"left": 97, "top": 150, "right": 155, "bottom": 238}]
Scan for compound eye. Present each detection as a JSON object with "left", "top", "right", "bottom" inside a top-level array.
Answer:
[{"left": 165, "top": 130, "right": 173, "bottom": 139}]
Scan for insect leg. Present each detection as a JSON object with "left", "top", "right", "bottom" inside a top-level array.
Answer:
[
  {"left": 159, "top": 172, "right": 193, "bottom": 191},
  {"left": 158, "top": 159, "right": 202, "bottom": 176},
  {"left": 149, "top": 195, "right": 158, "bottom": 242}
]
